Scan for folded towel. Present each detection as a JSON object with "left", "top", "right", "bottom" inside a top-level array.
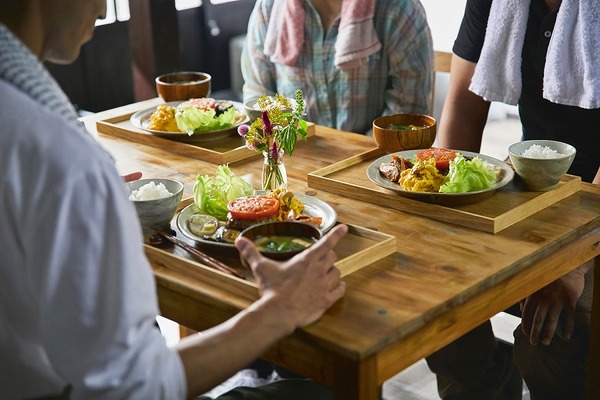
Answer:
[
  {"left": 334, "top": 1, "right": 381, "bottom": 69},
  {"left": 263, "top": 0, "right": 381, "bottom": 69},
  {"left": 469, "top": 0, "right": 530, "bottom": 105},
  {"left": 263, "top": 0, "right": 305, "bottom": 67},
  {"left": 544, "top": 0, "right": 600, "bottom": 108},
  {"left": 470, "top": 0, "right": 600, "bottom": 109}
]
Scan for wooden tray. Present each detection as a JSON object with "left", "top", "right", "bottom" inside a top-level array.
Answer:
[
  {"left": 307, "top": 148, "right": 582, "bottom": 233},
  {"left": 96, "top": 109, "right": 315, "bottom": 164},
  {"left": 146, "top": 222, "right": 396, "bottom": 299}
]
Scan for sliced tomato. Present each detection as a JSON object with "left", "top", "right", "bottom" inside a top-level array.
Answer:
[
  {"left": 416, "top": 148, "right": 457, "bottom": 170},
  {"left": 227, "top": 195, "right": 280, "bottom": 220}
]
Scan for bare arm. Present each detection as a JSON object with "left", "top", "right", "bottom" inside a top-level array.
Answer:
[
  {"left": 177, "top": 224, "right": 348, "bottom": 398},
  {"left": 437, "top": 54, "right": 491, "bottom": 152}
]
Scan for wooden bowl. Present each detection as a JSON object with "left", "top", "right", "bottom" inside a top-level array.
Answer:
[
  {"left": 239, "top": 221, "right": 322, "bottom": 265},
  {"left": 372, "top": 114, "right": 436, "bottom": 153},
  {"left": 155, "top": 71, "right": 211, "bottom": 102}
]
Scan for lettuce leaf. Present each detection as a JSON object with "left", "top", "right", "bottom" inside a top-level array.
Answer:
[
  {"left": 439, "top": 154, "right": 497, "bottom": 193},
  {"left": 193, "top": 165, "right": 254, "bottom": 220},
  {"left": 175, "top": 106, "right": 236, "bottom": 135}
]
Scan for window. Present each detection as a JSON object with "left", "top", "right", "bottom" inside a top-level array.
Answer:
[{"left": 96, "top": 0, "right": 240, "bottom": 25}]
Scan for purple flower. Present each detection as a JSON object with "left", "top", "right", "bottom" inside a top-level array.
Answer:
[
  {"left": 270, "top": 142, "right": 279, "bottom": 160},
  {"left": 261, "top": 110, "right": 273, "bottom": 136},
  {"left": 246, "top": 139, "right": 259, "bottom": 151},
  {"left": 237, "top": 124, "right": 249, "bottom": 137}
]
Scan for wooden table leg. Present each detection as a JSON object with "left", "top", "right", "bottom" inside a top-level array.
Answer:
[
  {"left": 587, "top": 255, "right": 600, "bottom": 400},
  {"left": 332, "top": 355, "right": 381, "bottom": 400}
]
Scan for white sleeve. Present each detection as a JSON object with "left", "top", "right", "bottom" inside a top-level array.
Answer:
[{"left": 27, "top": 132, "right": 187, "bottom": 399}]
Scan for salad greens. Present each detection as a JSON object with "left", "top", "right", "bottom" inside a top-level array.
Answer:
[
  {"left": 439, "top": 154, "right": 497, "bottom": 193},
  {"left": 176, "top": 106, "right": 236, "bottom": 135},
  {"left": 193, "top": 165, "right": 254, "bottom": 220}
]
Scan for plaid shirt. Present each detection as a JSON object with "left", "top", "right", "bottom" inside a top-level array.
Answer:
[{"left": 242, "top": 0, "right": 433, "bottom": 134}]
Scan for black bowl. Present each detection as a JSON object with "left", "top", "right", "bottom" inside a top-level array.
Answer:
[{"left": 239, "top": 221, "right": 322, "bottom": 263}]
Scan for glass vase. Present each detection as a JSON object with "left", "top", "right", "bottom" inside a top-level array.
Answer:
[{"left": 262, "top": 149, "right": 287, "bottom": 191}]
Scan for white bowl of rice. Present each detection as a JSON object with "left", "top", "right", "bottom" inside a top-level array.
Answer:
[
  {"left": 508, "top": 140, "right": 576, "bottom": 191},
  {"left": 126, "top": 178, "right": 184, "bottom": 232}
]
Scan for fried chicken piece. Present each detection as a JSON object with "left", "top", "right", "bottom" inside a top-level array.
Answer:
[{"left": 378, "top": 155, "right": 413, "bottom": 182}]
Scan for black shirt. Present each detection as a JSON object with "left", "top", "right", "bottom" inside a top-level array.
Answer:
[{"left": 453, "top": 0, "right": 599, "bottom": 182}]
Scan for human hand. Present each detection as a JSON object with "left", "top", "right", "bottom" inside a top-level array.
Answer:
[
  {"left": 122, "top": 171, "right": 142, "bottom": 182},
  {"left": 235, "top": 224, "right": 348, "bottom": 332},
  {"left": 520, "top": 266, "right": 586, "bottom": 345}
]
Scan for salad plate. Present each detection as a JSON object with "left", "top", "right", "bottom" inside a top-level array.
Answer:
[
  {"left": 177, "top": 193, "right": 338, "bottom": 250},
  {"left": 366, "top": 150, "right": 514, "bottom": 206},
  {"left": 130, "top": 100, "right": 249, "bottom": 144}
]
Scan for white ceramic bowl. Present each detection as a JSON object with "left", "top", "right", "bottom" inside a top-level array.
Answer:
[
  {"left": 243, "top": 98, "right": 263, "bottom": 122},
  {"left": 508, "top": 140, "right": 576, "bottom": 191},
  {"left": 243, "top": 96, "right": 294, "bottom": 123},
  {"left": 126, "top": 178, "right": 184, "bottom": 233}
]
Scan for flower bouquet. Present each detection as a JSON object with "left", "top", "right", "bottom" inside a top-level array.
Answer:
[{"left": 238, "top": 90, "right": 308, "bottom": 190}]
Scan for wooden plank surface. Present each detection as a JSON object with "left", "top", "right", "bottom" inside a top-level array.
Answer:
[{"left": 308, "top": 148, "right": 581, "bottom": 233}]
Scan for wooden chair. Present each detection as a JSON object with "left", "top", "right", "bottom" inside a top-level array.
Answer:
[
  {"left": 434, "top": 50, "right": 452, "bottom": 73},
  {"left": 431, "top": 51, "right": 453, "bottom": 116}
]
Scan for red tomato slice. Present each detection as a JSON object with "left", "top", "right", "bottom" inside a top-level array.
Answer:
[
  {"left": 416, "top": 148, "right": 457, "bottom": 170},
  {"left": 227, "top": 195, "right": 280, "bottom": 220}
]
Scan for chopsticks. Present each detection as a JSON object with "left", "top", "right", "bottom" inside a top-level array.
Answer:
[{"left": 152, "top": 226, "right": 245, "bottom": 279}]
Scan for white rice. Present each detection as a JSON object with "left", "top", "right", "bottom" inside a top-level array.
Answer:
[
  {"left": 129, "top": 181, "right": 173, "bottom": 201},
  {"left": 522, "top": 144, "right": 565, "bottom": 159}
]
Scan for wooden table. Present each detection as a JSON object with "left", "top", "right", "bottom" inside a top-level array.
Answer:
[{"left": 83, "top": 99, "right": 600, "bottom": 400}]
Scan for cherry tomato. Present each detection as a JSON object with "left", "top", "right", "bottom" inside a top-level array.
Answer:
[
  {"left": 416, "top": 148, "right": 457, "bottom": 170},
  {"left": 227, "top": 195, "right": 280, "bottom": 220}
]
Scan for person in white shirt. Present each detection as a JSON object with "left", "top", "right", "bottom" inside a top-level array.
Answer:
[{"left": 0, "top": 1, "right": 347, "bottom": 399}]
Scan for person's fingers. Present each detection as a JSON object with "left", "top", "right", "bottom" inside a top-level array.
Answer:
[
  {"left": 561, "top": 306, "right": 576, "bottom": 341},
  {"left": 529, "top": 312, "right": 543, "bottom": 345},
  {"left": 325, "top": 259, "right": 341, "bottom": 281},
  {"left": 521, "top": 297, "right": 534, "bottom": 335},
  {"left": 235, "top": 236, "right": 265, "bottom": 269},
  {"left": 540, "top": 304, "right": 561, "bottom": 345},
  {"left": 328, "top": 280, "right": 346, "bottom": 302},
  {"left": 309, "top": 224, "right": 348, "bottom": 258},
  {"left": 123, "top": 171, "right": 143, "bottom": 182}
]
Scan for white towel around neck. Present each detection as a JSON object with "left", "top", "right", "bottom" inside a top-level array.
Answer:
[
  {"left": 470, "top": 0, "right": 600, "bottom": 109},
  {"left": 263, "top": 0, "right": 381, "bottom": 69}
]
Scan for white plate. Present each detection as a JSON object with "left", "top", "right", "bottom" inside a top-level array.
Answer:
[
  {"left": 130, "top": 100, "right": 249, "bottom": 144},
  {"left": 366, "top": 150, "right": 514, "bottom": 206},
  {"left": 177, "top": 193, "right": 337, "bottom": 249}
]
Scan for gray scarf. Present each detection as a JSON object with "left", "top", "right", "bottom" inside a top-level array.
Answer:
[{"left": 0, "top": 23, "right": 88, "bottom": 135}]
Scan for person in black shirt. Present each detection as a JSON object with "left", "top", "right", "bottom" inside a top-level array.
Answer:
[{"left": 425, "top": 0, "right": 598, "bottom": 399}]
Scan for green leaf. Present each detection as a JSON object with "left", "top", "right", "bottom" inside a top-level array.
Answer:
[
  {"left": 192, "top": 165, "right": 255, "bottom": 220},
  {"left": 439, "top": 154, "right": 497, "bottom": 193}
]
